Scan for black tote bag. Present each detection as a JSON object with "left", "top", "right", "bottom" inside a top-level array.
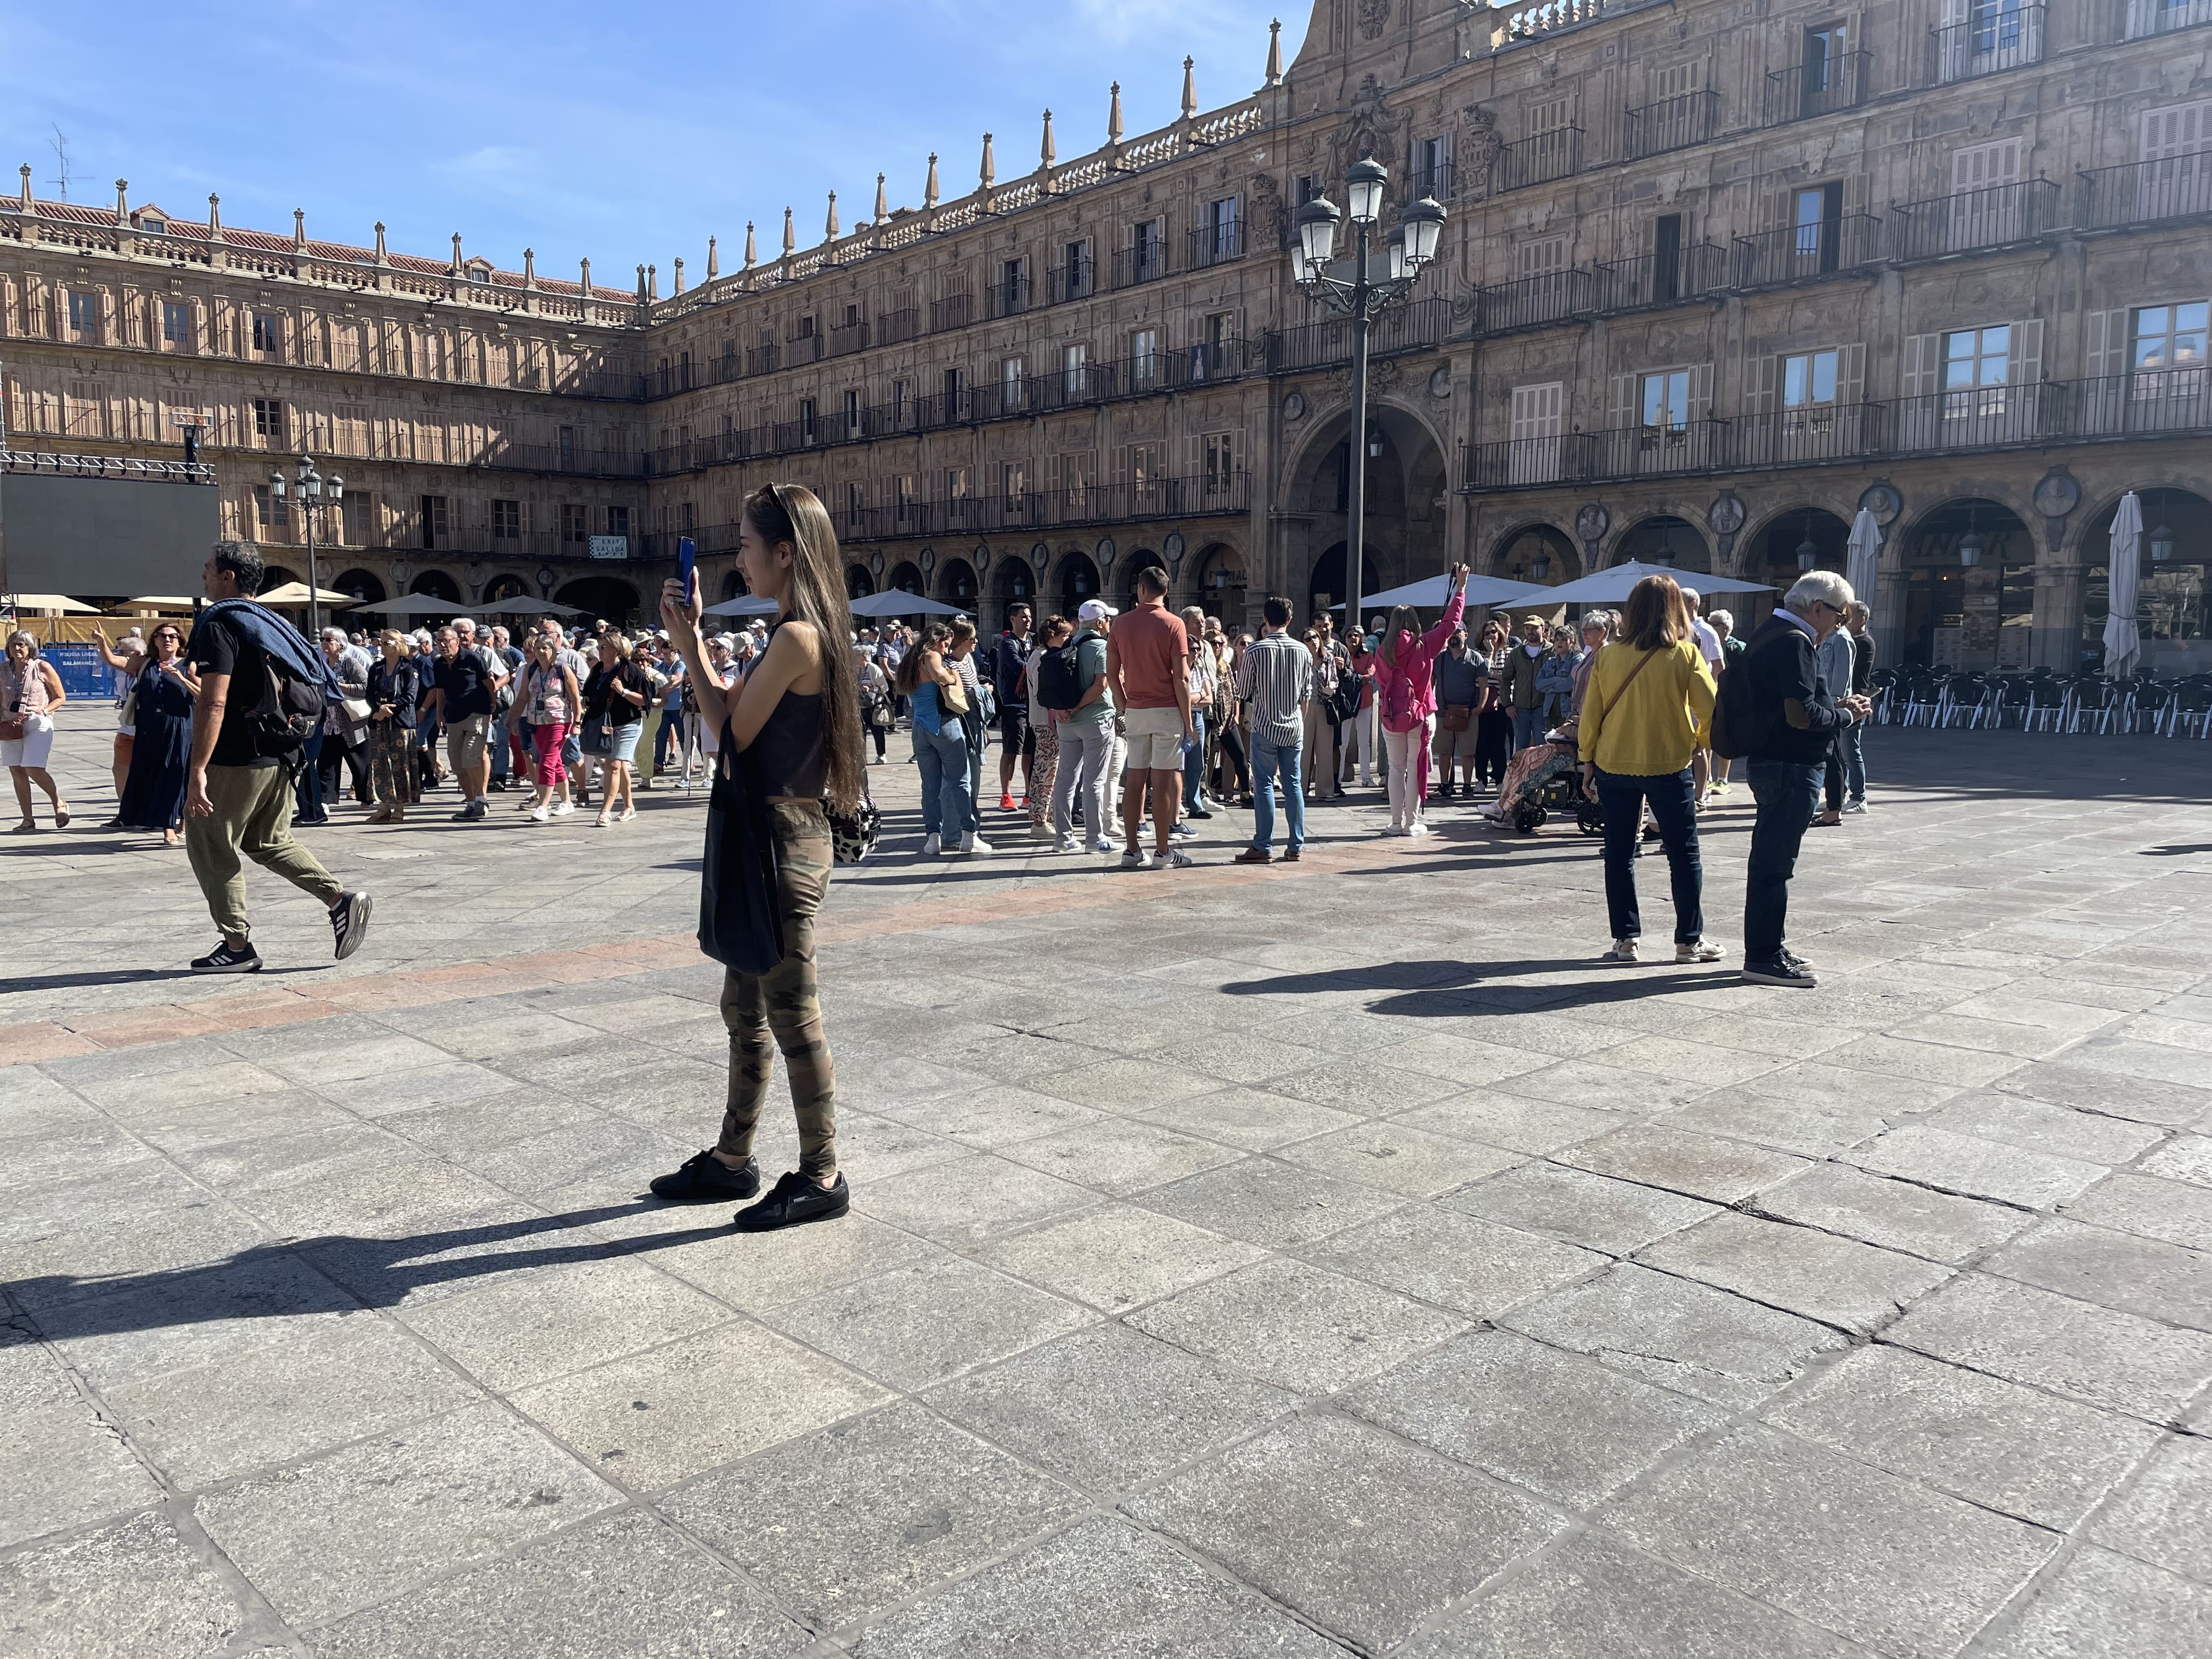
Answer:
[{"left": 698, "top": 725, "right": 786, "bottom": 973}]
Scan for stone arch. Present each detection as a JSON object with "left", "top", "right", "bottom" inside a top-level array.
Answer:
[
  {"left": 554, "top": 574, "right": 642, "bottom": 625},
  {"left": 1306, "top": 542, "right": 1382, "bottom": 623},
  {"left": 1487, "top": 521, "right": 1580, "bottom": 586},
  {"left": 1278, "top": 393, "right": 1453, "bottom": 606},
  {"left": 1196, "top": 541, "right": 1247, "bottom": 623},
  {"left": 845, "top": 563, "right": 876, "bottom": 599},
  {"left": 1056, "top": 550, "right": 1101, "bottom": 610},
  {"left": 331, "top": 567, "right": 386, "bottom": 605},
  {"left": 408, "top": 569, "right": 462, "bottom": 601},
  {"left": 939, "top": 557, "right": 980, "bottom": 613},
  {"left": 258, "top": 565, "right": 301, "bottom": 594},
  {"left": 481, "top": 572, "right": 532, "bottom": 607},
  {"left": 887, "top": 560, "right": 925, "bottom": 597},
  {"left": 1124, "top": 546, "right": 1166, "bottom": 608},
  {"left": 2080, "top": 486, "right": 2212, "bottom": 676},
  {"left": 1894, "top": 496, "right": 2035, "bottom": 670},
  {"left": 1611, "top": 516, "right": 1711, "bottom": 573}
]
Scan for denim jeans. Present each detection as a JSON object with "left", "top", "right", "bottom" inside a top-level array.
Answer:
[
  {"left": 1840, "top": 722, "right": 1866, "bottom": 799},
  {"left": 1595, "top": 768, "right": 1703, "bottom": 944},
  {"left": 914, "top": 724, "right": 976, "bottom": 839},
  {"left": 1746, "top": 759, "right": 1825, "bottom": 964},
  {"left": 1182, "top": 709, "right": 1208, "bottom": 812},
  {"left": 1249, "top": 735, "right": 1305, "bottom": 853},
  {"left": 656, "top": 709, "right": 682, "bottom": 770},
  {"left": 1513, "top": 706, "right": 1544, "bottom": 753},
  {"left": 1052, "top": 719, "right": 1114, "bottom": 842}
]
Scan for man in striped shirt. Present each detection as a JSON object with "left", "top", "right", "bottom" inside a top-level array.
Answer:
[{"left": 1234, "top": 595, "right": 1314, "bottom": 865}]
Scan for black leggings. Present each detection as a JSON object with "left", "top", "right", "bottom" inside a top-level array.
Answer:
[
  {"left": 1216, "top": 723, "right": 1249, "bottom": 795},
  {"left": 1475, "top": 709, "right": 1513, "bottom": 787}
]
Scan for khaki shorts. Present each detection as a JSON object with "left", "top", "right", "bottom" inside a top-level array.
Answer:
[
  {"left": 447, "top": 713, "right": 490, "bottom": 772},
  {"left": 1121, "top": 706, "right": 1187, "bottom": 771}
]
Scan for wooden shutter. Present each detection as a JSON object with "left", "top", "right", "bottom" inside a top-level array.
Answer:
[
  {"left": 2008, "top": 318, "right": 2044, "bottom": 386},
  {"left": 2085, "top": 308, "right": 2130, "bottom": 381},
  {"left": 1904, "top": 333, "right": 1941, "bottom": 397},
  {"left": 1745, "top": 355, "right": 1780, "bottom": 413},
  {"left": 1954, "top": 139, "right": 2024, "bottom": 191},
  {"left": 1111, "top": 443, "right": 1132, "bottom": 484},
  {"left": 2142, "top": 101, "right": 2212, "bottom": 160},
  {"left": 1510, "top": 382, "right": 1564, "bottom": 438},
  {"left": 1837, "top": 342, "right": 1867, "bottom": 406},
  {"left": 1688, "top": 363, "right": 1714, "bottom": 425},
  {"left": 1608, "top": 374, "right": 1636, "bottom": 430}
]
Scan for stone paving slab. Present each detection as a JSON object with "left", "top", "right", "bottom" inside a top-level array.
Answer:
[{"left": 3, "top": 710, "right": 2212, "bottom": 1654}]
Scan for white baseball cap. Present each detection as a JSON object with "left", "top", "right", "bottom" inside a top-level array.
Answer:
[{"left": 1076, "top": 600, "right": 1110, "bottom": 623}]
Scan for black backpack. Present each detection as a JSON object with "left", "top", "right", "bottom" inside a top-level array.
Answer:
[
  {"left": 251, "top": 654, "right": 327, "bottom": 759},
  {"left": 1709, "top": 644, "right": 1763, "bottom": 761},
  {"left": 1034, "top": 640, "right": 1085, "bottom": 710}
]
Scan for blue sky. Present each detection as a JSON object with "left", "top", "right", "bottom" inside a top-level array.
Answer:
[{"left": 1, "top": 1, "right": 1298, "bottom": 281}]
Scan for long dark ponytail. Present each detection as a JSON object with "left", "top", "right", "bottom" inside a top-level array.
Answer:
[{"left": 743, "top": 483, "right": 864, "bottom": 814}]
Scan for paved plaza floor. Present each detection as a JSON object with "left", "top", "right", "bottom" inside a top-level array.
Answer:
[{"left": 3, "top": 708, "right": 2211, "bottom": 1657}]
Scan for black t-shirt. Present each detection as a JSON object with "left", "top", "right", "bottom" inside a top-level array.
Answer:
[
  {"left": 441, "top": 645, "right": 495, "bottom": 719},
  {"left": 585, "top": 661, "right": 651, "bottom": 725},
  {"left": 189, "top": 612, "right": 277, "bottom": 768}
]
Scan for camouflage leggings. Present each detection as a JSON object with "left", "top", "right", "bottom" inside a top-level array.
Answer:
[{"left": 716, "top": 800, "right": 838, "bottom": 1181}]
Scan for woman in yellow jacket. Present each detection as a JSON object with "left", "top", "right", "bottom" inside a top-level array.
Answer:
[{"left": 1577, "top": 574, "right": 1720, "bottom": 965}]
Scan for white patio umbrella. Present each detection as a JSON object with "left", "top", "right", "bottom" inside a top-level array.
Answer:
[
  {"left": 2103, "top": 490, "right": 2143, "bottom": 680},
  {"left": 1327, "top": 573, "right": 1541, "bottom": 612},
  {"left": 1845, "top": 510, "right": 1883, "bottom": 612},
  {"left": 2, "top": 593, "right": 102, "bottom": 614}
]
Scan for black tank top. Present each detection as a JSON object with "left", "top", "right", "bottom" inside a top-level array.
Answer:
[{"left": 748, "top": 690, "right": 827, "bottom": 798}]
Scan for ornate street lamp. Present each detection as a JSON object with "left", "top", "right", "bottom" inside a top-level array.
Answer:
[
  {"left": 269, "top": 452, "right": 344, "bottom": 639},
  {"left": 2149, "top": 522, "right": 2175, "bottom": 563},
  {"left": 1293, "top": 156, "right": 1446, "bottom": 631}
]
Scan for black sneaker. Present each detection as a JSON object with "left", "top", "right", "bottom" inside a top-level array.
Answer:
[
  {"left": 1742, "top": 958, "right": 1818, "bottom": 988},
  {"left": 1780, "top": 947, "right": 1815, "bottom": 971},
  {"left": 1187, "top": 805, "right": 1213, "bottom": 820},
  {"left": 488, "top": 780, "right": 509, "bottom": 793},
  {"left": 190, "top": 941, "right": 262, "bottom": 974},
  {"left": 650, "top": 1150, "right": 762, "bottom": 1201},
  {"left": 733, "top": 1170, "right": 850, "bottom": 1231},
  {"left": 330, "top": 891, "right": 373, "bottom": 960}
]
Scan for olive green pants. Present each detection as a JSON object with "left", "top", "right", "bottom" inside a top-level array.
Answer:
[
  {"left": 184, "top": 762, "right": 343, "bottom": 946},
  {"left": 716, "top": 800, "right": 838, "bottom": 1181}
]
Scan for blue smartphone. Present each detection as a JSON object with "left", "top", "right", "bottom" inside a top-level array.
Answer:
[{"left": 676, "top": 537, "right": 696, "bottom": 609}]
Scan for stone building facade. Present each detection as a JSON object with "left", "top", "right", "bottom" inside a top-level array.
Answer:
[{"left": 3, "top": 0, "right": 2208, "bottom": 670}]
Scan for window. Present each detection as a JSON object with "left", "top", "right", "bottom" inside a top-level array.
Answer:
[
  {"left": 1059, "top": 452, "right": 1093, "bottom": 509},
  {"left": 253, "top": 484, "right": 284, "bottom": 532},
  {"left": 844, "top": 483, "right": 865, "bottom": 530},
  {"left": 941, "top": 366, "right": 963, "bottom": 414},
  {"left": 252, "top": 312, "right": 282, "bottom": 355},
  {"left": 1130, "top": 329, "right": 1158, "bottom": 383},
  {"left": 1061, "top": 238, "right": 1093, "bottom": 299},
  {"left": 1001, "top": 355, "right": 1024, "bottom": 406},
  {"left": 1640, "top": 369, "right": 1691, "bottom": 432},
  {"left": 420, "top": 494, "right": 450, "bottom": 548},
  {"left": 1203, "top": 432, "right": 1235, "bottom": 496},
  {"left": 799, "top": 397, "right": 817, "bottom": 444},
  {"left": 558, "top": 425, "right": 577, "bottom": 469},
  {"left": 1652, "top": 213, "right": 1684, "bottom": 301},
  {"left": 895, "top": 473, "right": 918, "bottom": 526},
  {"left": 1944, "top": 324, "right": 2011, "bottom": 392},
  {"left": 1509, "top": 383, "right": 1564, "bottom": 485},
  {"left": 66, "top": 290, "right": 97, "bottom": 337},
  {"left": 1805, "top": 22, "right": 1846, "bottom": 93},
  {"left": 947, "top": 465, "right": 970, "bottom": 500},
  {"left": 1782, "top": 348, "right": 1841, "bottom": 436},
  {"left": 1062, "top": 342, "right": 1090, "bottom": 396},
  {"left": 1793, "top": 182, "right": 1844, "bottom": 271},
  {"left": 492, "top": 499, "right": 520, "bottom": 540},
  {"left": 1002, "top": 460, "right": 1026, "bottom": 509},
  {"left": 1294, "top": 173, "right": 1323, "bottom": 207},
  {"left": 561, "top": 504, "right": 589, "bottom": 545},
  {"left": 843, "top": 387, "right": 861, "bottom": 436},
  {"left": 1204, "top": 195, "right": 1240, "bottom": 262},
  {"left": 252, "top": 398, "right": 286, "bottom": 444},
  {"left": 606, "top": 504, "right": 631, "bottom": 538},
  {"left": 1517, "top": 236, "right": 1568, "bottom": 279},
  {"left": 161, "top": 301, "right": 192, "bottom": 346},
  {"left": 1412, "top": 134, "right": 1452, "bottom": 201},
  {"left": 342, "top": 492, "right": 373, "bottom": 546},
  {"left": 1131, "top": 218, "right": 1165, "bottom": 281},
  {"left": 2131, "top": 302, "right": 2208, "bottom": 400}
]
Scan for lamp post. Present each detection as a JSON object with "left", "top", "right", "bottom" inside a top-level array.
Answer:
[
  {"left": 269, "top": 453, "right": 343, "bottom": 640},
  {"left": 1293, "top": 156, "right": 1445, "bottom": 636}
]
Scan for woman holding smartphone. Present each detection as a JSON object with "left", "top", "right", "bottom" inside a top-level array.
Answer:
[{"left": 650, "top": 482, "right": 863, "bottom": 1231}]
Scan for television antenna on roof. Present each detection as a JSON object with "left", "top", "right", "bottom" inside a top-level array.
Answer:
[{"left": 47, "top": 126, "right": 71, "bottom": 201}]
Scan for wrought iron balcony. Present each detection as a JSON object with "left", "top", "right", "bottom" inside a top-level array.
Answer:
[
  {"left": 1409, "top": 162, "right": 1455, "bottom": 204},
  {"left": 2078, "top": 156, "right": 2212, "bottom": 229},
  {"left": 985, "top": 273, "right": 1034, "bottom": 320},
  {"left": 1625, "top": 91, "right": 1721, "bottom": 161},
  {"left": 827, "top": 316, "right": 871, "bottom": 356},
  {"left": 1733, "top": 214, "right": 1883, "bottom": 286},
  {"left": 1463, "top": 433, "right": 1590, "bottom": 491},
  {"left": 479, "top": 439, "right": 646, "bottom": 479},
  {"left": 1893, "top": 382, "right": 2062, "bottom": 451},
  {"left": 1729, "top": 403, "right": 1884, "bottom": 469},
  {"left": 1112, "top": 242, "right": 1172, "bottom": 289},
  {"left": 2072, "top": 368, "right": 2211, "bottom": 437},
  {"left": 1267, "top": 297, "right": 1454, "bottom": 373},
  {"left": 1891, "top": 179, "right": 2059, "bottom": 261},
  {"left": 1595, "top": 243, "right": 1730, "bottom": 309},
  {"left": 847, "top": 472, "right": 1249, "bottom": 543},
  {"left": 1497, "top": 127, "right": 1583, "bottom": 191},
  {"left": 1929, "top": 4, "right": 2044, "bottom": 84},
  {"left": 784, "top": 331, "right": 826, "bottom": 366},
  {"left": 1186, "top": 218, "right": 1245, "bottom": 272},
  {"left": 2124, "top": 0, "right": 2212, "bottom": 37},
  {"left": 1763, "top": 52, "right": 1870, "bottom": 125},
  {"left": 745, "top": 342, "right": 781, "bottom": 377},
  {"left": 1474, "top": 268, "right": 1599, "bottom": 332},
  {"left": 928, "top": 291, "right": 974, "bottom": 333},
  {"left": 1048, "top": 257, "right": 1097, "bottom": 303},
  {"left": 876, "top": 306, "right": 921, "bottom": 347}
]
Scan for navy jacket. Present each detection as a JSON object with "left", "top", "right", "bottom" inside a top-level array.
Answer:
[{"left": 1740, "top": 612, "right": 1853, "bottom": 766}]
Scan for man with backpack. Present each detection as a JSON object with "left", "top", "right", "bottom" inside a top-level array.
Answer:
[
  {"left": 184, "top": 542, "right": 373, "bottom": 974},
  {"left": 442, "top": 619, "right": 509, "bottom": 822},
  {"left": 1041, "top": 600, "right": 1116, "bottom": 853},
  {"left": 993, "top": 602, "right": 1036, "bottom": 814}
]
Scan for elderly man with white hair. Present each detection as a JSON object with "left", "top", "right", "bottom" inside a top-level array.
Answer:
[{"left": 1732, "top": 569, "right": 1873, "bottom": 987}]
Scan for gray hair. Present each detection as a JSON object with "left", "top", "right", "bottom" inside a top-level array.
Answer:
[
  {"left": 1678, "top": 586, "right": 1702, "bottom": 612},
  {"left": 412, "top": 628, "right": 433, "bottom": 647},
  {"left": 1707, "top": 608, "right": 1734, "bottom": 636},
  {"left": 319, "top": 627, "right": 346, "bottom": 645},
  {"left": 1784, "top": 571, "right": 1856, "bottom": 613}
]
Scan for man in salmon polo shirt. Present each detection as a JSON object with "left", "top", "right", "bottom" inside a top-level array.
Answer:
[{"left": 1105, "top": 565, "right": 1196, "bottom": 870}]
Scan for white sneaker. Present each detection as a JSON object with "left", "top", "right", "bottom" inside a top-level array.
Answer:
[
  {"left": 1381, "top": 823, "right": 1410, "bottom": 838},
  {"left": 1165, "top": 848, "right": 1194, "bottom": 868},
  {"left": 1120, "top": 848, "right": 1154, "bottom": 868},
  {"left": 922, "top": 832, "right": 941, "bottom": 856},
  {"left": 1053, "top": 835, "right": 1082, "bottom": 853},
  {"left": 1844, "top": 797, "right": 1867, "bottom": 814},
  {"left": 1090, "top": 837, "right": 1116, "bottom": 854},
  {"left": 959, "top": 833, "right": 993, "bottom": 855},
  {"left": 1602, "top": 938, "right": 1641, "bottom": 963},
  {"left": 528, "top": 805, "right": 551, "bottom": 824},
  {"left": 1406, "top": 821, "right": 1432, "bottom": 838},
  {"left": 1675, "top": 939, "right": 1724, "bottom": 963},
  {"left": 551, "top": 800, "right": 575, "bottom": 817}
]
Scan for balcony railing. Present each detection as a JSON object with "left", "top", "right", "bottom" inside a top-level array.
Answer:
[
  {"left": 1893, "top": 381, "right": 2062, "bottom": 450},
  {"left": 479, "top": 440, "right": 645, "bottom": 479},
  {"left": 929, "top": 291, "right": 974, "bottom": 333},
  {"left": 1113, "top": 242, "right": 1171, "bottom": 289},
  {"left": 827, "top": 317, "right": 871, "bottom": 356},
  {"left": 2079, "top": 155, "right": 2212, "bottom": 229},
  {"left": 1730, "top": 403, "right": 1884, "bottom": 469},
  {"left": 1464, "top": 433, "right": 1589, "bottom": 490},
  {"left": 848, "top": 472, "right": 1250, "bottom": 543},
  {"left": 1763, "top": 52, "right": 1870, "bottom": 125},
  {"left": 745, "top": 342, "right": 781, "bottom": 377},
  {"left": 1733, "top": 214, "right": 1883, "bottom": 286},
  {"left": 1587, "top": 420, "right": 1726, "bottom": 479},
  {"left": 2072, "top": 368, "right": 2211, "bottom": 436},
  {"left": 1625, "top": 91, "right": 1720, "bottom": 160},
  {"left": 1186, "top": 218, "right": 1245, "bottom": 271},
  {"left": 984, "top": 274, "right": 1034, "bottom": 319},
  {"left": 1048, "top": 258, "right": 1097, "bottom": 303},
  {"left": 1409, "top": 162, "right": 1455, "bottom": 203},
  {"left": 1595, "top": 242, "right": 1731, "bottom": 309},
  {"left": 1929, "top": 4, "right": 2045, "bottom": 83},
  {"left": 1497, "top": 127, "right": 1583, "bottom": 191},
  {"left": 1892, "top": 178, "right": 2059, "bottom": 260},
  {"left": 2125, "top": 0, "right": 2212, "bottom": 37},
  {"left": 876, "top": 306, "right": 921, "bottom": 347},
  {"left": 1267, "top": 297, "right": 1455, "bottom": 373},
  {"left": 1474, "top": 268, "right": 1599, "bottom": 332}
]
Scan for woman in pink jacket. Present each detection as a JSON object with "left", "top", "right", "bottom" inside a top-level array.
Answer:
[{"left": 1374, "top": 564, "right": 1470, "bottom": 837}]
